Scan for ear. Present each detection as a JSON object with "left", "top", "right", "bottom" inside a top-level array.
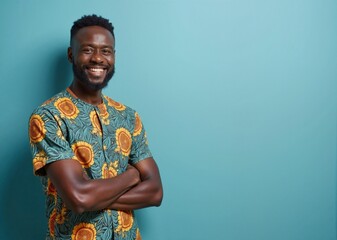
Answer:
[{"left": 67, "top": 47, "right": 73, "bottom": 63}]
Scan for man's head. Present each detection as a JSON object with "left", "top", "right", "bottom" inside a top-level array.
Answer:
[
  {"left": 68, "top": 15, "right": 115, "bottom": 91},
  {"left": 70, "top": 14, "right": 115, "bottom": 46}
]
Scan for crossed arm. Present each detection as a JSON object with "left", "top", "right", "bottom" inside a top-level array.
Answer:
[{"left": 46, "top": 157, "right": 163, "bottom": 214}]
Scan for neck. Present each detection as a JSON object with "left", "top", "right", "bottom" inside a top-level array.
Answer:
[{"left": 69, "top": 81, "right": 103, "bottom": 105}]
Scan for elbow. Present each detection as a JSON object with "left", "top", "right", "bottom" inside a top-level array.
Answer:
[
  {"left": 65, "top": 194, "right": 88, "bottom": 214},
  {"left": 152, "top": 187, "right": 163, "bottom": 207},
  {"left": 62, "top": 190, "right": 92, "bottom": 214},
  {"left": 69, "top": 203, "right": 86, "bottom": 214}
]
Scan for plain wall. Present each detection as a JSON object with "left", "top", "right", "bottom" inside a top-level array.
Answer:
[{"left": 0, "top": 0, "right": 336, "bottom": 239}]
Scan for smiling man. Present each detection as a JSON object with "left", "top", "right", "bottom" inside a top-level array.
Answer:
[{"left": 28, "top": 15, "right": 163, "bottom": 240}]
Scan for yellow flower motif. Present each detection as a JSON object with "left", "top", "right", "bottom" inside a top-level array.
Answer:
[
  {"left": 56, "top": 205, "right": 67, "bottom": 224},
  {"left": 54, "top": 115, "right": 63, "bottom": 126},
  {"left": 115, "top": 210, "right": 134, "bottom": 233},
  {"left": 96, "top": 103, "right": 109, "bottom": 125},
  {"left": 52, "top": 116, "right": 65, "bottom": 140},
  {"left": 29, "top": 114, "right": 46, "bottom": 143},
  {"left": 105, "top": 96, "right": 126, "bottom": 111},
  {"left": 54, "top": 97, "right": 79, "bottom": 119},
  {"left": 71, "top": 141, "right": 94, "bottom": 168},
  {"left": 112, "top": 160, "right": 119, "bottom": 168},
  {"left": 135, "top": 228, "right": 142, "bottom": 240},
  {"left": 49, "top": 209, "right": 57, "bottom": 238},
  {"left": 145, "top": 132, "right": 149, "bottom": 145},
  {"left": 47, "top": 179, "right": 57, "bottom": 197},
  {"left": 32, "top": 150, "right": 47, "bottom": 174},
  {"left": 133, "top": 112, "right": 142, "bottom": 137},
  {"left": 102, "top": 161, "right": 118, "bottom": 179},
  {"left": 115, "top": 128, "right": 132, "bottom": 156},
  {"left": 90, "top": 111, "right": 102, "bottom": 136},
  {"left": 98, "top": 103, "right": 108, "bottom": 118},
  {"left": 72, "top": 223, "right": 96, "bottom": 240},
  {"left": 56, "top": 127, "right": 65, "bottom": 140}
]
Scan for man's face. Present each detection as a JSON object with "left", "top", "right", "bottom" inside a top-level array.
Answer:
[{"left": 69, "top": 26, "right": 115, "bottom": 90}]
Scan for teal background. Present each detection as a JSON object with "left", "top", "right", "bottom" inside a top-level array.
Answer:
[{"left": 1, "top": 0, "right": 336, "bottom": 239}]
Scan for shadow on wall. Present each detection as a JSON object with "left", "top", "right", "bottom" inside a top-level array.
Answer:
[
  {"left": 2, "top": 145, "right": 46, "bottom": 239},
  {"left": 50, "top": 49, "right": 72, "bottom": 96},
  {"left": 136, "top": 210, "right": 151, "bottom": 237},
  {"left": 1, "top": 51, "right": 71, "bottom": 239}
]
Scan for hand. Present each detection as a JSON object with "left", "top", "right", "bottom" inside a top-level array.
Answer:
[{"left": 126, "top": 164, "right": 141, "bottom": 185}]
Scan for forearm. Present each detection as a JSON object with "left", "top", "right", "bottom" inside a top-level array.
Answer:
[
  {"left": 108, "top": 177, "right": 163, "bottom": 211},
  {"left": 46, "top": 160, "right": 140, "bottom": 214},
  {"left": 75, "top": 174, "right": 138, "bottom": 212}
]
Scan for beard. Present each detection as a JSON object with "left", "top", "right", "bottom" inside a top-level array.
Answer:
[{"left": 72, "top": 62, "right": 115, "bottom": 91}]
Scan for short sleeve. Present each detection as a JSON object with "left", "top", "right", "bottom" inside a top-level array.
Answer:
[
  {"left": 28, "top": 108, "right": 75, "bottom": 176},
  {"left": 129, "top": 112, "right": 152, "bottom": 165}
]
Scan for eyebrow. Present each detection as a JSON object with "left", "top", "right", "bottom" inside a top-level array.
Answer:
[{"left": 80, "top": 43, "right": 114, "bottom": 48}]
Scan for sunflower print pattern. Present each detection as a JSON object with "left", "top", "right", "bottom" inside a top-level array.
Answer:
[{"left": 28, "top": 88, "right": 151, "bottom": 239}]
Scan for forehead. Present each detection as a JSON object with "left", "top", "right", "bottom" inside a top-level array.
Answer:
[{"left": 73, "top": 26, "right": 115, "bottom": 47}]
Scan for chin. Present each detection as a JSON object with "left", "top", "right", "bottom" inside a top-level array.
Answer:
[
  {"left": 88, "top": 79, "right": 110, "bottom": 90},
  {"left": 73, "top": 63, "right": 114, "bottom": 90}
]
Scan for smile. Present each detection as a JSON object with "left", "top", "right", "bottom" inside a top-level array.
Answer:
[{"left": 88, "top": 67, "right": 105, "bottom": 72}]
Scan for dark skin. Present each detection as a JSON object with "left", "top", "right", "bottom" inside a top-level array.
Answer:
[{"left": 45, "top": 26, "right": 163, "bottom": 214}]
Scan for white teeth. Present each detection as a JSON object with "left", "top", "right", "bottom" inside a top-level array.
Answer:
[{"left": 90, "top": 68, "right": 104, "bottom": 72}]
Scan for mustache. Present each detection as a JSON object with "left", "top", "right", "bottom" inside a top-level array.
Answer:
[{"left": 85, "top": 64, "right": 109, "bottom": 69}]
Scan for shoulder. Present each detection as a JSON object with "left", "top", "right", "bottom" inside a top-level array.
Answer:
[
  {"left": 103, "top": 95, "right": 137, "bottom": 115},
  {"left": 29, "top": 90, "right": 74, "bottom": 123},
  {"left": 102, "top": 95, "right": 145, "bottom": 131},
  {"left": 31, "top": 90, "right": 73, "bottom": 114}
]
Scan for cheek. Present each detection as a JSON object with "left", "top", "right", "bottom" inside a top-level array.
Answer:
[
  {"left": 75, "top": 54, "right": 90, "bottom": 64},
  {"left": 108, "top": 54, "right": 115, "bottom": 63},
  {"left": 75, "top": 58, "right": 88, "bottom": 68},
  {"left": 107, "top": 55, "right": 115, "bottom": 63}
]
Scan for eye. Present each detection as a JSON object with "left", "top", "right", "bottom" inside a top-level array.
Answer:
[
  {"left": 82, "top": 47, "right": 93, "bottom": 54},
  {"left": 101, "top": 48, "right": 113, "bottom": 56}
]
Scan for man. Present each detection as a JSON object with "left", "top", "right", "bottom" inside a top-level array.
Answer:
[{"left": 28, "top": 14, "right": 163, "bottom": 240}]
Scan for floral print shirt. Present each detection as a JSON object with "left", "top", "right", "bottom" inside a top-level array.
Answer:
[{"left": 28, "top": 88, "right": 151, "bottom": 240}]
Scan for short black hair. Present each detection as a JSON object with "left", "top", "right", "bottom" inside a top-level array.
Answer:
[{"left": 70, "top": 14, "right": 115, "bottom": 44}]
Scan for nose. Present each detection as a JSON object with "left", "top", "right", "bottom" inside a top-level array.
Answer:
[{"left": 90, "top": 50, "right": 104, "bottom": 63}]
